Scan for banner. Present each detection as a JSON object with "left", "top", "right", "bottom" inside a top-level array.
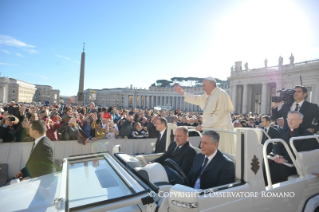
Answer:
[{"left": 89, "top": 91, "right": 97, "bottom": 100}]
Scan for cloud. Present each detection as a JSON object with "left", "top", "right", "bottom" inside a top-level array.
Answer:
[
  {"left": 56, "top": 55, "right": 70, "bottom": 60},
  {"left": 0, "top": 62, "right": 18, "bottom": 66},
  {"left": 25, "top": 72, "right": 48, "bottom": 79},
  {"left": 28, "top": 49, "right": 39, "bottom": 54},
  {"left": 72, "top": 60, "right": 80, "bottom": 64},
  {"left": 0, "top": 34, "right": 38, "bottom": 54},
  {"left": 16, "top": 53, "right": 24, "bottom": 57},
  {"left": 23, "top": 62, "right": 38, "bottom": 65},
  {"left": 0, "top": 34, "right": 34, "bottom": 48},
  {"left": 0, "top": 49, "right": 10, "bottom": 54}
]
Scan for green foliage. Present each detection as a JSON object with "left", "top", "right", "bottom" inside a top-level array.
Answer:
[{"left": 151, "top": 77, "right": 228, "bottom": 87}]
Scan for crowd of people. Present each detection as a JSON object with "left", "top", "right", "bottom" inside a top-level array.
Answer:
[
  {"left": 0, "top": 100, "right": 205, "bottom": 143},
  {"left": 1, "top": 80, "right": 318, "bottom": 189},
  {"left": 0, "top": 99, "right": 317, "bottom": 144}
]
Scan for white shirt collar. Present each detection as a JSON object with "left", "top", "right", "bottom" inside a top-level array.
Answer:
[
  {"left": 177, "top": 141, "right": 187, "bottom": 149},
  {"left": 265, "top": 126, "right": 269, "bottom": 132},
  {"left": 291, "top": 100, "right": 304, "bottom": 111},
  {"left": 204, "top": 149, "right": 218, "bottom": 165},
  {"left": 34, "top": 135, "right": 46, "bottom": 148},
  {"left": 160, "top": 128, "right": 166, "bottom": 139}
]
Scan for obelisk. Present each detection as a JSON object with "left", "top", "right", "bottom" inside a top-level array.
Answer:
[{"left": 77, "top": 43, "right": 85, "bottom": 106}]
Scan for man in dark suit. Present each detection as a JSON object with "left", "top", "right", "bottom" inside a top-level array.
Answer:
[
  {"left": 15, "top": 120, "right": 56, "bottom": 179},
  {"left": 154, "top": 126, "right": 196, "bottom": 175},
  {"left": 272, "top": 85, "right": 319, "bottom": 133},
  {"left": 269, "top": 111, "right": 319, "bottom": 184},
  {"left": 260, "top": 115, "right": 280, "bottom": 154},
  {"left": 187, "top": 131, "right": 235, "bottom": 189},
  {"left": 154, "top": 117, "right": 168, "bottom": 153}
]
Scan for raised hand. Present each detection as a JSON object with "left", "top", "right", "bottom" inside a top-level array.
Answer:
[
  {"left": 272, "top": 101, "right": 282, "bottom": 109},
  {"left": 174, "top": 85, "right": 185, "bottom": 95}
]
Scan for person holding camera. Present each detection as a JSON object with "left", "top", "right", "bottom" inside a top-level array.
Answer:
[
  {"left": 105, "top": 120, "right": 119, "bottom": 139},
  {"left": 272, "top": 85, "right": 319, "bottom": 133},
  {"left": 132, "top": 122, "right": 149, "bottom": 138},
  {"left": 0, "top": 115, "right": 20, "bottom": 142}
]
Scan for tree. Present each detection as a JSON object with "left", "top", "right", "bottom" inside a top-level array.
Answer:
[
  {"left": 156, "top": 79, "right": 173, "bottom": 87},
  {"left": 151, "top": 77, "right": 229, "bottom": 88}
]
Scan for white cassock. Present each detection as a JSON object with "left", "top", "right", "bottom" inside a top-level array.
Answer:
[{"left": 184, "top": 87, "right": 236, "bottom": 154}]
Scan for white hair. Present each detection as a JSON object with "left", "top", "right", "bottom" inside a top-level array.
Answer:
[{"left": 288, "top": 111, "right": 304, "bottom": 120}]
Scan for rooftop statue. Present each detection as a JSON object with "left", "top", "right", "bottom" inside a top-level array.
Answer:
[
  {"left": 264, "top": 59, "right": 268, "bottom": 68},
  {"left": 278, "top": 56, "right": 283, "bottom": 66},
  {"left": 289, "top": 53, "right": 294, "bottom": 64}
]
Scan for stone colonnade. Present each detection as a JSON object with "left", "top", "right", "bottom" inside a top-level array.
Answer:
[
  {"left": 230, "top": 83, "right": 278, "bottom": 114},
  {"left": 125, "top": 94, "right": 201, "bottom": 111}
]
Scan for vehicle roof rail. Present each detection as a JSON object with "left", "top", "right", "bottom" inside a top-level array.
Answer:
[
  {"left": 263, "top": 139, "right": 304, "bottom": 189},
  {"left": 289, "top": 135, "right": 319, "bottom": 177}
]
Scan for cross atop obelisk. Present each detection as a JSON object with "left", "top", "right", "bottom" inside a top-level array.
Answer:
[{"left": 77, "top": 44, "right": 85, "bottom": 106}]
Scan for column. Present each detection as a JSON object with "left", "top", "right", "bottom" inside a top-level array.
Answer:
[
  {"left": 143, "top": 96, "right": 146, "bottom": 108},
  {"left": 159, "top": 96, "right": 162, "bottom": 106},
  {"left": 139, "top": 95, "right": 142, "bottom": 107},
  {"left": 148, "top": 96, "right": 151, "bottom": 108},
  {"left": 247, "top": 85, "right": 253, "bottom": 113},
  {"left": 133, "top": 94, "right": 137, "bottom": 107},
  {"left": 180, "top": 97, "right": 183, "bottom": 110},
  {"left": 315, "top": 84, "right": 319, "bottom": 104},
  {"left": 156, "top": 96, "right": 158, "bottom": 107},
  {"left": 124, "top": 95, "right": 128, "bottom": 107},
  {"left": 1, "top": 86, "right": 5, "bottom": 102},
  {"left": 276, "top": 79, "right": 283, "bottom": 96},
  {"left": 172, "top": 96, "right": 175, "bottom": 109},
  {"left": 2, "top": 83, "right": 8, "bottom": 103},
  {"left": 242, "top": 84, "right": 248, "bottom": 114},
  {"left": 236, "top": 86, "right": 243, "bottom": 113},
  {"left": 261, "top": 83, "right": 268, "bottom": 114}
]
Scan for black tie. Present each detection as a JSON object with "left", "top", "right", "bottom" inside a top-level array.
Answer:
[
  {"left": 294, "top": 103, "right": 299, "bottom": 111},
  {"left": 173, "top": 145, "right": 179, "bottom": 153},
  {"left": 198, "top": 157, "right": 209, "bottom": 178}
]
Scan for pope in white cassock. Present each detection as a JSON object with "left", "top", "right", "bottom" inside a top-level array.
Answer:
[{"left": 174, "top": 77, "right": 236, "bottom": 154}]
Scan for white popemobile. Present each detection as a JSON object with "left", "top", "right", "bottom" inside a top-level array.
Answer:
[{"left": 0, "top": 125, "right": 318, "bottom": 212}]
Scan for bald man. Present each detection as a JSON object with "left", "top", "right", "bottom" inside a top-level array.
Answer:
[{"left": 174, "top": 77, "right": 235, "bottom": 154}]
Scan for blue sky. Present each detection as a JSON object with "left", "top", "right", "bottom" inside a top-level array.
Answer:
[{"left": 1, "top": 0, "right": 319, "bottom": 96}]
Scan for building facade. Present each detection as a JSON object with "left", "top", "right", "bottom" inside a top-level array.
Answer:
[
  {"left": 0, "top": 77, "right": 37, "bottom": 103},
  {"left": 82, "top": 84, "right": 230, "bottom": 111},
  {"left": 228, "top": 58, "right": 319, "bottom": 114},
  {"left": 33, "top": 85, "right": 60, "bottom": 104}
]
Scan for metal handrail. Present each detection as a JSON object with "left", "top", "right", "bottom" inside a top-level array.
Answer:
[
  {"left": 263, "top": 139, "right": 304, "bottom": 189},
  {"left": 54, "top": 158, "right": 68, "bottom": 211},
  {"left": 187, "top": 126, "right": 237, "bottom": 135},
  {"left": 289, "top": 135, "right": 319, "bottom": 177}
]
